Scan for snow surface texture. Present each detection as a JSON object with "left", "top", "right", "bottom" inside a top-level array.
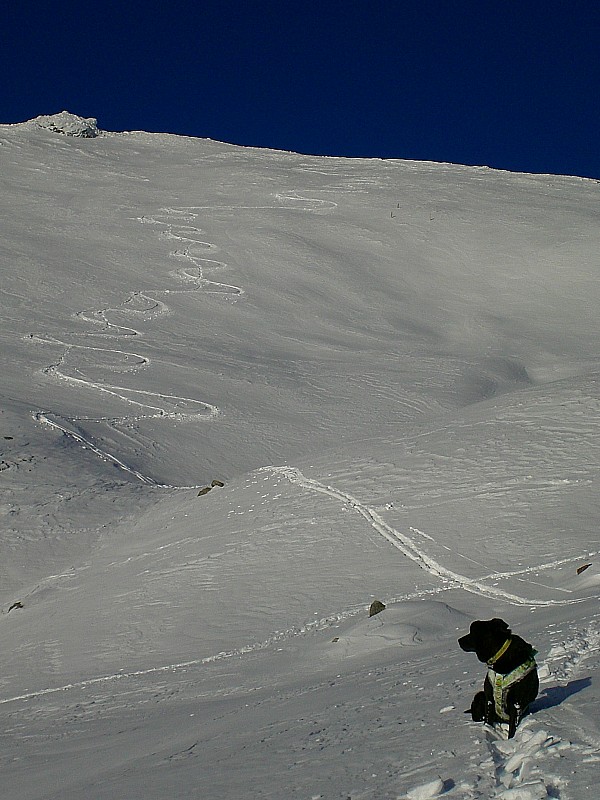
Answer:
[{"left": 1, "top": 112, "right": 599, "bottom": 799}]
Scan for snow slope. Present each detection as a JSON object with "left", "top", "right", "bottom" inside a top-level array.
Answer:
[{"left": 1, "top": 112, "right": 599, "bottom": 799}]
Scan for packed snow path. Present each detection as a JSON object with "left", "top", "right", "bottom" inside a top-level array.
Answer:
[
  {"left": 263, "top": 466, "right": 597, "bottom": 609},
  {"left": 2, "top": 458, "right": 597, "bottom": 711}
]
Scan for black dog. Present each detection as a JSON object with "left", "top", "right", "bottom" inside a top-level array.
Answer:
[{"left": 458, "top": 618, "right": 539, "bottom": 738}]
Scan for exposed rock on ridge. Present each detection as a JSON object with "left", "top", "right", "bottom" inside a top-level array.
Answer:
[{"left": 30, "top": 111, "right": 100, "bottom": 138}]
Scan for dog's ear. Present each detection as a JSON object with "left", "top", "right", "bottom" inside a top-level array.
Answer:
[{"left": 491, "top": 618, "right": 510, "bottom": 634}]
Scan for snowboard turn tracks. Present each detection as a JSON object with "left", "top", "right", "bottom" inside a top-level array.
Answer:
[{"left": 28, "top": 194, "right": 333, "bottom": 485}]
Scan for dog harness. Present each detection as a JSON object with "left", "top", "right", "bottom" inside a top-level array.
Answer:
[{"left": 486, "top": 638, "right": 537, "bottom": 721}]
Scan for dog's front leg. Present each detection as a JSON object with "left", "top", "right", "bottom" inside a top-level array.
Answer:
[
  {"left": 484, "top": 698, "right": 496, "bottom": 726},
  {"left": 507, "top": 703, "right": 521, "bottom": 739},
  {"left": 483, "top": 678, "right": 496, "bottom": 726}
]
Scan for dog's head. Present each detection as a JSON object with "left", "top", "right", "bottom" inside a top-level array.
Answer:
[{"left": 458, "top": 618, "right": 511, "bottom": 663}]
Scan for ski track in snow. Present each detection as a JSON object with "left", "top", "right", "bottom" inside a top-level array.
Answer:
[
  {"left": 2, "top": 464, "right": 597, "bottom": 711},
  {"left": 263, "top": 466, "right": 594, "bottom": 609},
  {"left": 0, "top": 597, "right": 381, "bottom": 707},
  {"left": 261, "top": 466, "right": 600, "bottom": 799},
  {"left": 28, "top": 193, "right": 333, "bottom": 487},
  {"left": 14, "top": 185, "right": 600, "bottom": 795}
]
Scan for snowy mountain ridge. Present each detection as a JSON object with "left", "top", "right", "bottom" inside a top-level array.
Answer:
[
  {"left": 25, "top": 110, "right": 101, "bottom": 138},
  {"left": 1, "top": 115, "right": 599, "bottom": 799}
]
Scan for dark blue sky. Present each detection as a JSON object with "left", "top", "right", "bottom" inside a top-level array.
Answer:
[{"left": 3, "top": 1, "right": 599, "bottom": 178}]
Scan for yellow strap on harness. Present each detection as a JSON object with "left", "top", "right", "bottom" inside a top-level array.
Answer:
[{"left": 487, "top": 637, "right": 512, "bottom": 666}]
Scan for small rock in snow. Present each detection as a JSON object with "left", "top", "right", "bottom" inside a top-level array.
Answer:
[{"left": 404, "top": 777, "right": 444, "bottom": 799}]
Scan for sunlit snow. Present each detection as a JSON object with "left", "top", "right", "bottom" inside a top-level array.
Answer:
[{"left": 1, "top": 112, "right": 599, "bottom": 799}]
